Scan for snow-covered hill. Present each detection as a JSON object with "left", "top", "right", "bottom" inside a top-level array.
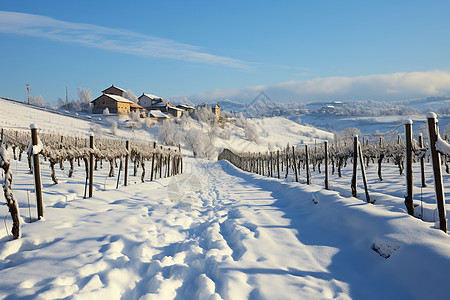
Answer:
[{"left": 0, "top": 97, "right": 333, "bottom": 156}]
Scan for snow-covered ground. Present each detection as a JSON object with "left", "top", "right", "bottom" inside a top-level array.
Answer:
[
  {"left": 1, "top": 154, "right": 450, "bottom": 299},
  {"left": 1, "top": 99, "right": 450, "bottom": 299}
]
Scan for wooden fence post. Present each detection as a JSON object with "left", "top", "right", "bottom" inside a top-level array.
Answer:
[
  {"left": 292, "top": 146, "right": 298, "bottom": 182},
  {"left": 305, "top": 145, "right": 310, "bottom": 185},
  {"left": 358, "top": 142, "right": 371, "bottom": 203},
  {"left": 324, "top": 141, "right": 329, "bottom": 190},
  {"left": 270, "top": 152, "right": 273, "bottom": 177},
  {"left": 167, "top": 154, "right": 171, "bottom": 178},
  {"left": 89, "top": 134, "right": 94, "bottom": 197},
  {"left": 277, "top": 150, "right": 280, "bottom": 179},
  {"left": 351, "top": 135, "right": 358, "bottom": 198},
  {"left": 124, "top": 141, "right": 129, "bottom": 186},
  {"left": 404, "top": 120, "right": 414, "bottom": 215},
  {"left": 30, "top": 124, "right": 43, "bottom": 219},
  {"left": 427, "top": 113, "right": 447, "bottom": 232},
  {"left": 419, "top": 134, "right": 426, "bottom": 187},
  {"left": 178, "top": 145, "right": 182, "bottom": 174},
  {"left": 159, "top": 150, "right": 163, "bottom": 179},
  {"left": 150, "top": 143, "right": 156, "bottom": 181},
  {"left": 285, "top": 146, "right": 289, "bottom": 178}
]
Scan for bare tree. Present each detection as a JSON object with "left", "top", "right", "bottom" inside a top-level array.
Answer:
[{"left": 122, "top": 89, "right": 139, "bottom": 103}]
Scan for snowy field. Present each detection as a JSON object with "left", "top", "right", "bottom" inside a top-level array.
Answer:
[{"left": 1, "top": 99, "right": 450, "bottom": 299}]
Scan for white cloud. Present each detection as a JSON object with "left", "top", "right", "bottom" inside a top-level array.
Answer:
[
  {"left": 0, "top": 11, "right": 251, "bottom": 70},
  {"left": 181, "top": 71, "right": 450, "bottom": 103}
]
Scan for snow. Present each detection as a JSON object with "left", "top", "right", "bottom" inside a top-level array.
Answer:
[
  {"left": 102, "top": 94, "right": 135, "bottom": 104},
  {"left": 149, "top": 110, "right": 170, "bottom": 118},
  {"left": 436, "top": 132, "right": 450, "bottom": 156},
  {"left": 142, "top": 94, "right": 162, "bottom": 100},
  {"left": 1, "top": 99, "right": 450, "bottom": 299},
  {"left": 1, "top": 154, "right": 450, "bottom": 299}
]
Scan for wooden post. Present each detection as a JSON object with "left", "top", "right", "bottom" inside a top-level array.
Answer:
[
  {"left": 30, "top": 124, "right": 43, "bottom": 219},
  {"left": 277, "top": 150, "right": 280, "bottom": 179},
  {"left": 89, "top": 134, "right": 94, "bottom": 197},
  {"left": 427, "top": 113, "right": 447, "bottom": 232},
  {"left": 324, "top": 141, "right": 329, "bottom": 190},
  {"left": 124, "top": 141, "right": 129, "bottom": 186},
  {"left": 150, "top": 143, "right": 156, "bottom": 181},
  {"left": 270, "top": 152, "right": 273, "bottom": 177},
  {"left": 419, "top": 134, "right": 426, "bottom": 187},
  {"left": 159, "top": 152, "right": 163, "bottom": 179},
  {"left": 285, "top": 146, "right": 289, "bottom": 178},
  {"left": 358, "top": 142, "right": 371, "bottom": 203},
  {"left": 116, "top": 159, "right": 122, "bottom": 189},
  {"left": 305, "top": 145, "right": 310, "bottom": 185},
  {"left": 167, "top": 154, "right": 171, "bottom": 177},
  {"left": 351, "top": 135, "right": 358, "bottom": 198},
  {"left": 404, "top": 120, "right": 414, "bottom": 215},
  {"left": 292, "top": 146, "right": 298, "bottom": 182}
]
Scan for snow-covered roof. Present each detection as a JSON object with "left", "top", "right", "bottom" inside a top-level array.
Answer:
[
  {"left": 102, "top": 85, "right": 126, "bottom": 93},
  {"left": 92, "top": 94, "right": 135, "bottom": 104},
  {"left": 149, "top": 110, "right": 170, "bottom": 118},
  {"left": 104, "top": 94, "right": 135, "bottom": 104},
  {"left": 169, "top": 106, "right": 184, "bottom": 111},
  {"left": 177, "top": 104, "right": 195, "bottom": 110},
  {"left": 140, "top": 93, "right": 162, "bottom": 100}
]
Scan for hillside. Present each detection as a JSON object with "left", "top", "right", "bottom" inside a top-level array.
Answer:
[{"left": 0, "top": 97, "right": 333, "bottom": 156}]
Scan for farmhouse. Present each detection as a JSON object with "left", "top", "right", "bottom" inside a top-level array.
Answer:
[
  {"left": 91, "top": 93, "right": 136, "bottom": 114},
  {"left": 91, "top": 85, "right": 145, "bottom": 115},
  {"left": 138, "top": 93, "right": 163, "bottom": 109},
  {"left": 138, "top": 93, "right": 172, "bottom": 112},
  {"left": 102, "top": 84, "right": 126, "bottom": 96},
  {"left": 168, "top": 106, "right": 184, "bottom": 118},
  {"left": 176, "top": 104, "right": 195, "bottom": 114}
]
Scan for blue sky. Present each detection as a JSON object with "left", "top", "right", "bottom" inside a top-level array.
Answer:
[{"left": 1, "top": 0, "right": 450, "bottom": 104}]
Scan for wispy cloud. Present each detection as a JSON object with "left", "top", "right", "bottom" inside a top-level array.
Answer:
[
  {"left": 180, "top": 71, "right": 450, "bottom": 103},
  {"left": 0, "top": 11, "right": 251, "bottom": 70}
]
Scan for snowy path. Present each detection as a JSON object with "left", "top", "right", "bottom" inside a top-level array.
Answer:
[{"left": 1, "top": 158, "right": 450, "bottom": 299}]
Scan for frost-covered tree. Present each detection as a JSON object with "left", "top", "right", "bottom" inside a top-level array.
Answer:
[
  {"left": 177, "top": 114, "right": 193, "bottom": 128},
  {"left": 30, "top": 95, "right": 45, "bottom": 107},
  {"left": 122, "top": 89, "right": 139, "bottom": 103},
  {"left": 235, "top": 113, "right": 247, "bottom": 128},
  {"left": 77, "top": 87, "right": 92, "bottom": 112},
  {"left": 185, "top": 128, "right": 216, "bottom": 159},
  {"left": 193, "top": 105, "right": 217, "bottom": 127},
  {"left": 158, "top": 121, "right": 181, "bottom": 146},
  {"left": 103, "top": 108, "right": 110, "bottom": 115},
  {"left": 335, "top": 127, "right": 361, "bottom": 143},
  {"left": 130, "top": 110, "right": 141, "bottom": 121},
  {"left": 244, "top": 121, "right": 259, "bottom": 144},
  {"left": 125, "top": 120, "right": 142, "bottom": 132},
  {"left": 108, "top": 119, "right": 118, "bottom": 135},
  {"left": 439, "top": 105, "right": 450, "bottom": 116}
]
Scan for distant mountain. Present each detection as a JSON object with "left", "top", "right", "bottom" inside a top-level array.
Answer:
[{"left": 217, "top": 99, "right": 248, "bottom": 112}]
